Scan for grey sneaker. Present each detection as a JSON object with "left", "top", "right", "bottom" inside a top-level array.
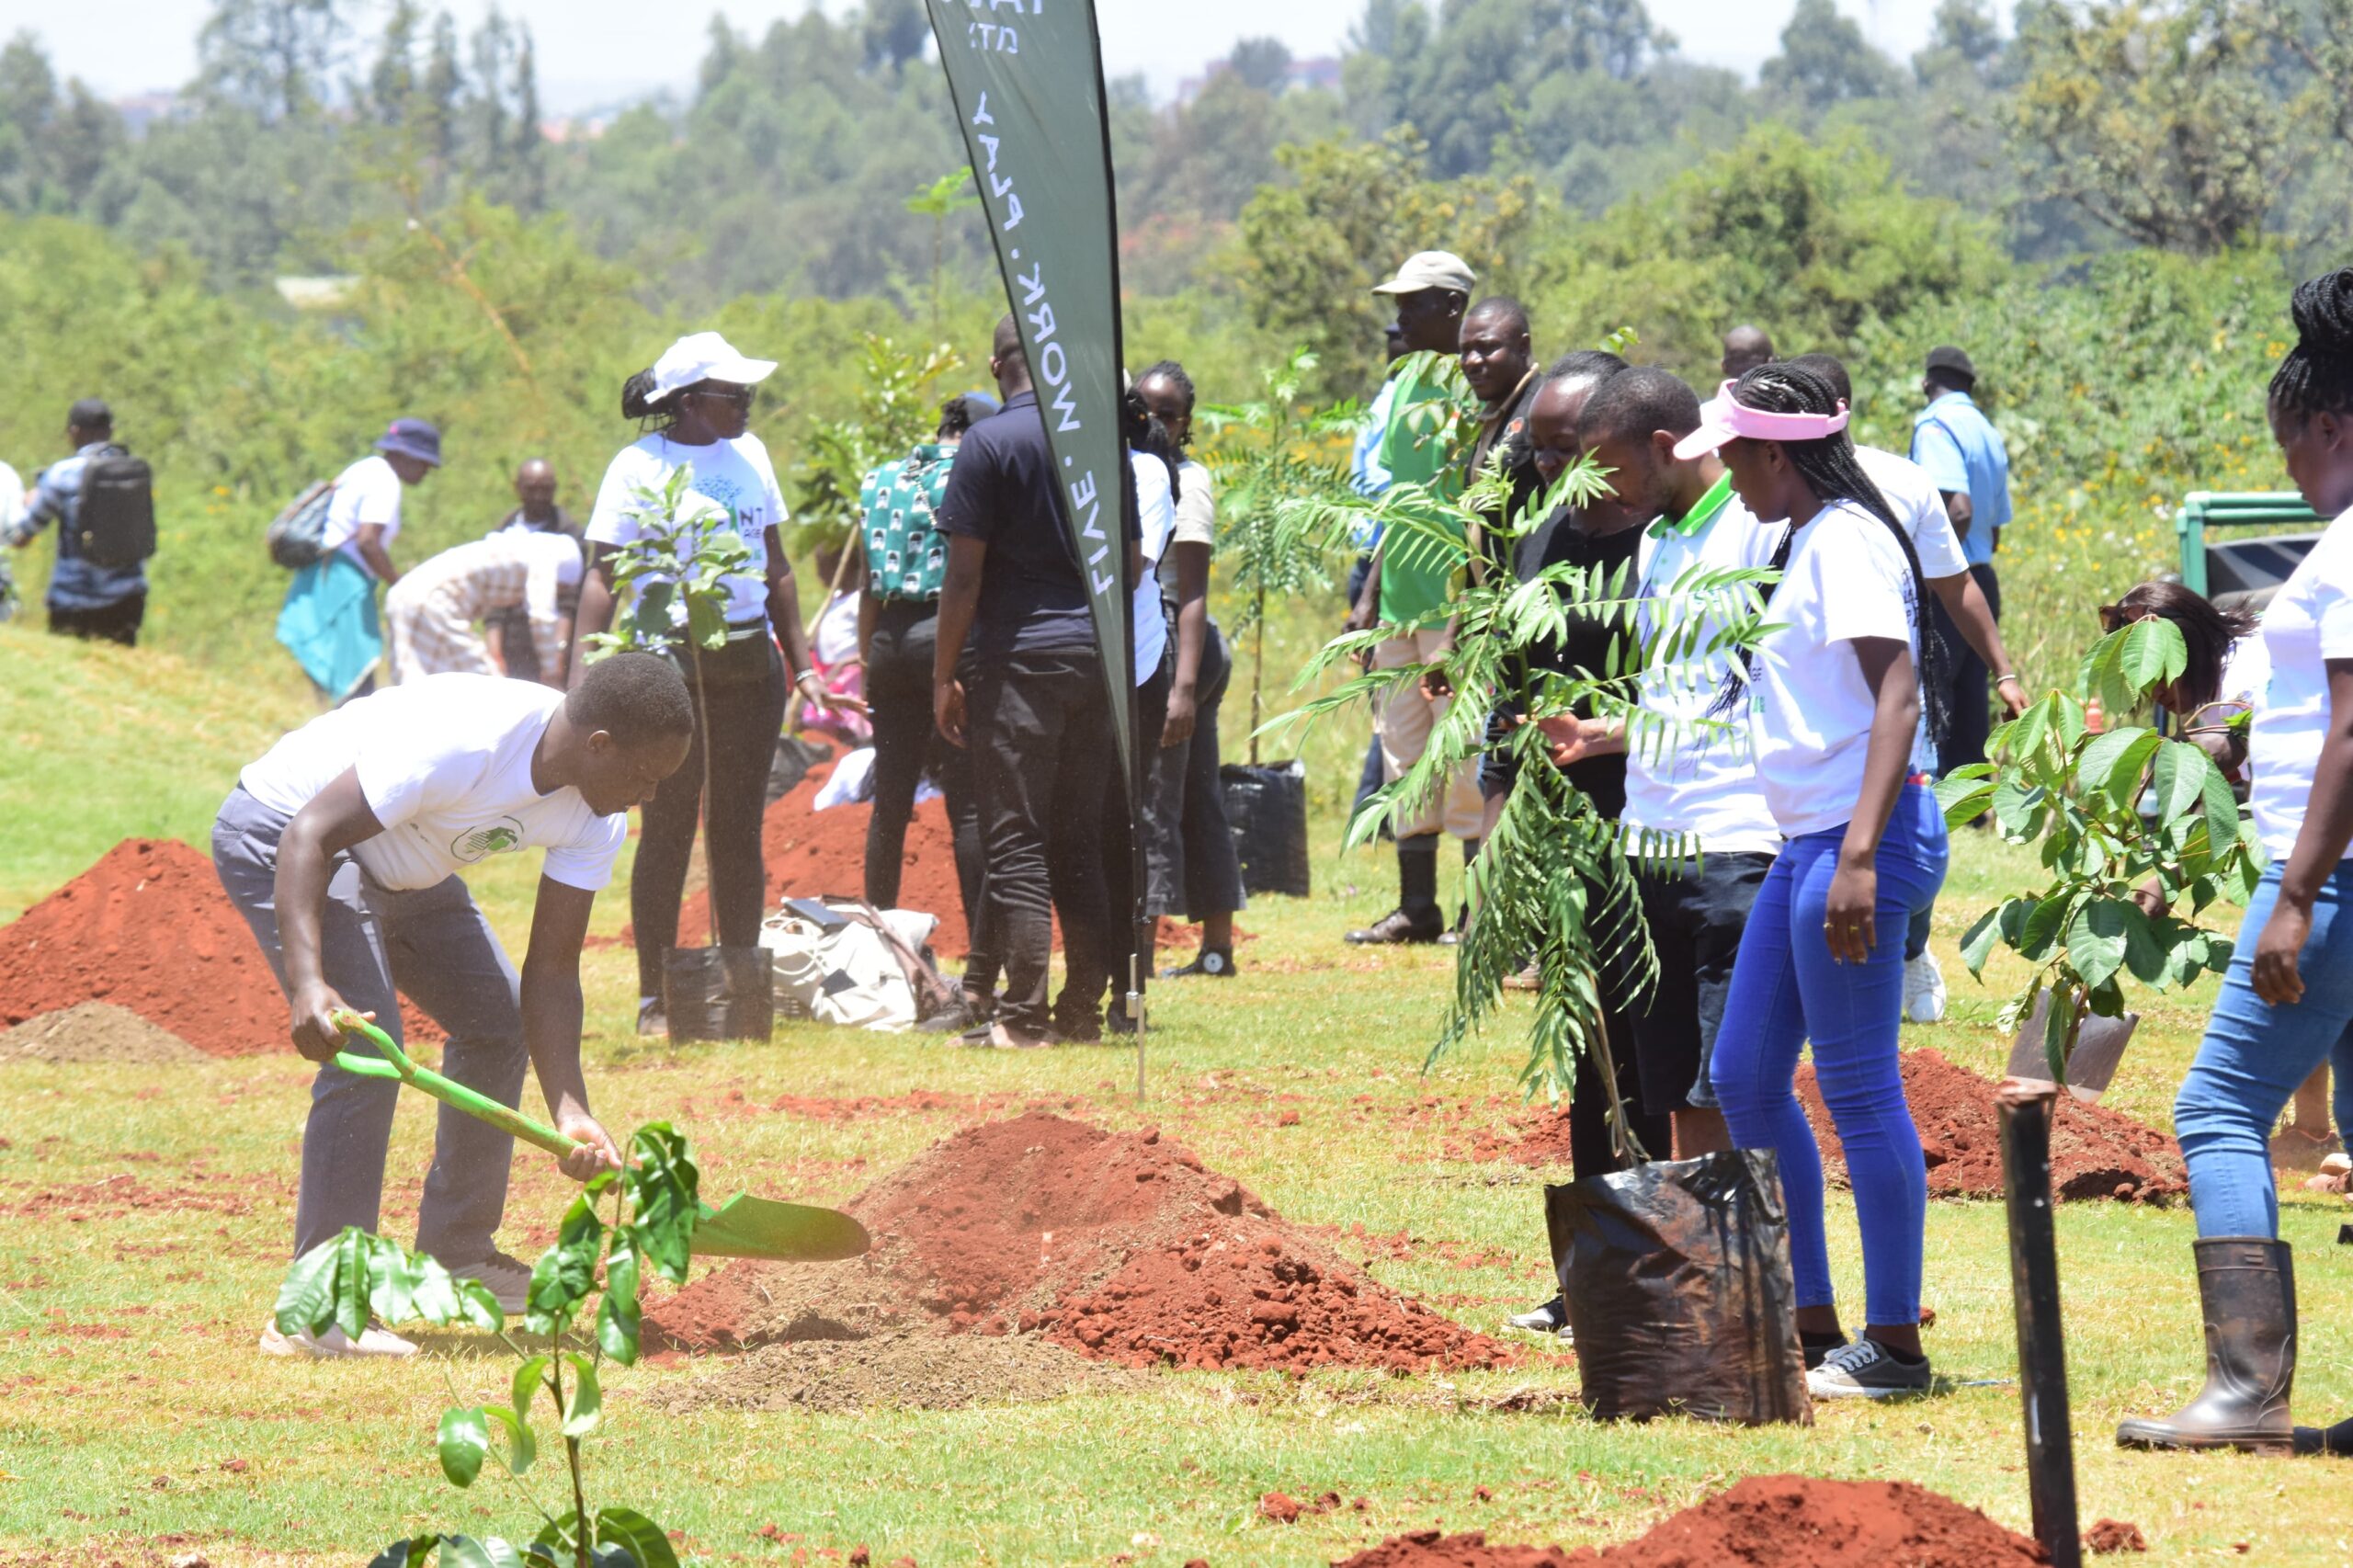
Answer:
[
  {"left": 1807, "top": 1335, "right": 1931, "bottom": 1399},
  {"left": 636, "top": 997, "right": 667, "bottom": 1038},
  {"left": 1507, "top": 1295, "right": 1566, "bottom": 1335},
  {"left": 449, "top": 1250, "right": 533, "bottom": 1315}
]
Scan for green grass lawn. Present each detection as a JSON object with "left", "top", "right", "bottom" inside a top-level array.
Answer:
[{"left": 3, "top": 620, "right": 2352, "bottom": 1566}]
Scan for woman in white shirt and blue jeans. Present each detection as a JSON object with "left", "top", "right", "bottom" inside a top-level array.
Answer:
[
  {"left": 2120, "top": 268, "right": 2353, "bottom": 1457},
  {"left": 1677, "top": 362, "right": 1952, "bottom": 1400}
]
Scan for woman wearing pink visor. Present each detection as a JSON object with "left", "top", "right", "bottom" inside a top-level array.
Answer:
[{"left": 1679, "top": 361, "right": 1952, "bottom": 1400}]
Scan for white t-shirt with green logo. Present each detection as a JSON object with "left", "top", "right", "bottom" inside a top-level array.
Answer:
[{"left": 239, "top": 675, "right": 627, "bottom": 892}]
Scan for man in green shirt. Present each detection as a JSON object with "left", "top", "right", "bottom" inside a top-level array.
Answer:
[{"left": 1346, "top": 251, "right": 1487, "bottom": 945}]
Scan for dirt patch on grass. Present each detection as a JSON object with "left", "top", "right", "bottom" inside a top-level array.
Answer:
[
  {"left": 1336, "top": 1476, "right": 2048, "bottom": 1567},
  {"left": 647, "top": 1111, "right": 1510, "bottom": 1379},
  {"left": 0, "top": 1003, "right": 204, "bottom": 1065},
  {"left": 649, "top": 1327, "right": 1148, "bottom": 1413},
  {"left": 1800, "top": 1048, "right": 2184, "bottom": 1203},
  {"left": 0, "top": 1171, "right": 254, "bottom": 1220}
]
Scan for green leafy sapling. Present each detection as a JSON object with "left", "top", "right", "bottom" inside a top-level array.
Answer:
[
  {"left": 274, "top": 1124, "right": 703, "bottom": 1568},
  {"left": 1194, "top": 346, "right": 1358, "bottom": 759},
  {"left": 1936, "top": 616, "right": 2265, "bottom": 1080}
]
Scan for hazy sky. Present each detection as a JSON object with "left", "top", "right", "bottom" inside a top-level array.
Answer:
[{"left": 20, "top": 1, "right": 1982, "bottom": 110}]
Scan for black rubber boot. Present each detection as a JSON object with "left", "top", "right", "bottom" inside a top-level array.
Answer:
[
  {"left": 1346, "top": 834, "right": 1444, "bottom": 945},
  {"left": 2115, "top": 1236, "right": 2295, "bottom": 1455}
]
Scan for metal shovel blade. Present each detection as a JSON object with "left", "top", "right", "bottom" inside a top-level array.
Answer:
[{"left": 693, "top": 1193, "right": 870, "bottom": 1262}]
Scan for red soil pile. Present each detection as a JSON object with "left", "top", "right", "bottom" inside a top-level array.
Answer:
[
  {"left": 648, "top": 1111, "right": 1510, "bottom": 1373},
  {"left": 1798, "top": 1048, "right": 2184, "bottom": 1203},
  {"left": 1336, "top": 1477, "right": 2048, "bottom": 1568},
  {"left": 2086, "top": 1518, "right": 2148, "bottom": 1553},
  {"left": 0, "top": 838, "right": 283, "bottom": 1057},
  {"left": 0, "top": 837, "right": 449, "bottom": 1059}
]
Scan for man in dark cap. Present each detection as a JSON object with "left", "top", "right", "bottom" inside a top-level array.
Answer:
[
  {"left": 4, "top": 397, "right": 152, "bottom": 645},
  {"left": 278, "top": 416, "right": 442, "bottom": 705}
]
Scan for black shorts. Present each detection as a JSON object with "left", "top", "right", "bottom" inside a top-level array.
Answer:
[{"left": 1627, "top": 850, "right": 1774, "bottom": 1112}]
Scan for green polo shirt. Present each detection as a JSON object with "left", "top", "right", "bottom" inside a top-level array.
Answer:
[{"left": 1374, "top": 360, "right": 1469, "bottom": 627}]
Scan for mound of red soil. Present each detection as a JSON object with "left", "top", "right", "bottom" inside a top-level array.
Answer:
[
  {"left": 647, "top": 1111, "right": 1510, "bottom": 1374},
  {"left": 1799, "top": 1048, "right": 2184, "bottom": 1203},
  {"left": 0, "top": 837, "right": 448, "bottom": 1059},
  {"left": 0, "top": 839, "right": 287, "bottom": 1058},
  {"left": 1336, "top": 1477, "right": 2048, "bottom": 1568}
]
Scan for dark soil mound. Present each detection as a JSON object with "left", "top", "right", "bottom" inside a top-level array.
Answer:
[
  {"left": 0, "top": 838, "right": 445, "bottom": 1059},
  {"left": 0, "top": 1002, "right": 204, "bottom": 1064},
  {"left": 646, "top": 1111, "right": 1510, "bottom": 1376},
  {"left": 1799, "top": 1048, "right": 2184, "bottom": 1203},
  {"left": 1336, "top": 1477, "right": 2048, "bottom": 1568}
]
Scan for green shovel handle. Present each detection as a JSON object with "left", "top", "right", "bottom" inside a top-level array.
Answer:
[{"left": 330, "top": 1009, "right": 580, "bottom": 1161}]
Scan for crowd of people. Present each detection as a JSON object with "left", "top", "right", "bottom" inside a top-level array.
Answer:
[{"left": 15, "top": 250, "right": 2351, "bottom": 1443}]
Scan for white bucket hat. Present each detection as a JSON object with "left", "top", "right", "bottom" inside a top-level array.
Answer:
[{"left": 644, "top": 331, "right": 778, "bottom": 404}]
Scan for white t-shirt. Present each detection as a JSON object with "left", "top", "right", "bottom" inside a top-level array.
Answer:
[
  {"left": 0, "top": 460, "right": 24, "bottom": 532},
  {"left": 1745, "top": 501, "right": 1923, "bottom": 837},
  {"left": 585, "top": 432, "right": 787, "bottom": 626},
  {"left": 1623, "top": 481, "right": 1785, "bottom": 855},
  {"left": 321, "top": 454, "right": 405, "bottom": 575},
  {"left": 1131, "top": 451, "right": 1176, "bottom": 684},
  {"left": 1858, "top": 445, "right": 1970, "bottom": 580},
  {"left": 1172, "top": 459, "right": 1215, "bottom": 549},
  {"left": 239, "top": 675, "right": 628, "bottom": 892},
  {"left": 2250, "top": 504, "right": 2353, "bottom": 861}
]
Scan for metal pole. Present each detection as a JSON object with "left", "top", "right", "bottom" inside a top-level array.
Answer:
[{"left": 1998, "top": 1084, "right": 2081, "bottom": 1568}]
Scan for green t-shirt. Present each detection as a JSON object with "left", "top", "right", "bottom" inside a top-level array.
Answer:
[{"left": 1374, "top": 362, "right": 1468, "bottom": 627}]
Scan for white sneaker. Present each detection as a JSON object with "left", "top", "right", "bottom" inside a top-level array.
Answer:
[
  {"left": 258, "top": 1320, "right": 418, "bottom": 1358},
  {"left": 1806, "top": 1335, "right": 1931, "bottom": 1399},
  {"left": 1903, "top": 950, "right": 1947, "bottom": 1024}
]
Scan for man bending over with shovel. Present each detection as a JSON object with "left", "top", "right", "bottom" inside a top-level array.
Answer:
[{"left": 215, "top": 653, "right": 694, "bottom": 1358}]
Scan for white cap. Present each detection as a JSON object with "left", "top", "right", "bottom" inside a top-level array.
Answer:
[
  {"left": 643, "top": 331, "right": 778, "bottom": 404},
  {"left": 1371, "top": 250, "right": 1477, "bottom": 297}
]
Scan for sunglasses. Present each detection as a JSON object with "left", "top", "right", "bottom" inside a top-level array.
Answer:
[
  {"left": 689, "top": 384, "right": 756, "bottom": 410},
  {"left": 2097, "top": 604, "right": 2141, "bottom": 633}
]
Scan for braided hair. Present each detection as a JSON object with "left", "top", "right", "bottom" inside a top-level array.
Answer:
[
  {"left": 620, "top": 368, "right": 676, "bottom": 433},
  {"left": 1122, "top": 379, "right": 1184, "bottom": 503},
  {"left": 1713, "top": 361, "right": 1950, "bottom": 754},
  {"left": 2268, "top": 267, "right": 2353, "bottom": 426}
]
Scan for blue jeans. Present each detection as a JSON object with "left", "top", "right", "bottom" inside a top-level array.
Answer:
[
  {"left": 2176, "top": 861, "right": 2353, "bottom": 1237},
  {"left": 1712, "top": 785, "right": 1950, "bottom": 1326}
]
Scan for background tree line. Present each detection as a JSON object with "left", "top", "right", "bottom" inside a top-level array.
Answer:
[{"left": 0, "top": 0, "right": 2342, "bottom": 698}]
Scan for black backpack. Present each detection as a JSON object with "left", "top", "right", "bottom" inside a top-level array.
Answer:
[{"left": 73, "top": 450, "right": 155, "bottom": 571}]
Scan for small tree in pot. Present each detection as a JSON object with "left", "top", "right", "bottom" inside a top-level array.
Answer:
[
  {"left": 1936, "top": 616, "right": 2265, "bottom": 1082},
  {"left": 580, "top": 469, "right": 774, "bottom": 1042}
]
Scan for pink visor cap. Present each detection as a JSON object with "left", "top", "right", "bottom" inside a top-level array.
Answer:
[{"left": 1672, "top": 381, "right": 1850, "bottom": 460}]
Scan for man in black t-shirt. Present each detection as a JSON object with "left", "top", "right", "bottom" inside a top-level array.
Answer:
[{"left": 933, "top": 314, "right": 1137, "bottom": 1047}]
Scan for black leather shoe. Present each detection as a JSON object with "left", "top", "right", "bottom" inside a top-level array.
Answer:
[
  {"left": 1345, "top": 908, "right": 1445, "bottom": 945},
  {"left": 1162, "top": 949, "right": 1237, "bottom": 979}
]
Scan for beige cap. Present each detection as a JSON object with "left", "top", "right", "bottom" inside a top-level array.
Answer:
[{"left": 1371, "top": 250, "right": 1476, "bottom": 297}]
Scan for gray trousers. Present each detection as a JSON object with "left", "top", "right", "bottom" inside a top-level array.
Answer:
[{"left": 212, "top": 787, "right": 527, "bottom": 1264}]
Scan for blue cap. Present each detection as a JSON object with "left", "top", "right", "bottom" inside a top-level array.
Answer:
[
  {"left": 961, "top": 391, "right": 1001, "bottom": 420},
  {"left": 374, "top": 417, "right": 442, "bottom": 468}
]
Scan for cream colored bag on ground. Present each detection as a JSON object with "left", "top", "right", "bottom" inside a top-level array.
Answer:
[{"left": 759, "top": 899, "right": 946, "bottom": 1031}]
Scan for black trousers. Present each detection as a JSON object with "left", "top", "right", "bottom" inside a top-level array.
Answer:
[
  {"left": 1570, "top": 887, "right": 1674, "bottom": 1182},
  {"left": 1152, "top": 624, "right": 1245, "bottom": 922},
  {"left": 1929, "top": 562, "right": 2000, "bottom": 774},
  {"left": 967, "top": 648, "right": 1115, "bottom": 1035},
  {"left": 864, "top": 600, "right": 981, "bottom": 931},
  {"left": 48, "top": 593, "right": 143, "bottom": 647},
  {"left": 631, "top": 633, "right": 785, "bottom": 1000}
]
